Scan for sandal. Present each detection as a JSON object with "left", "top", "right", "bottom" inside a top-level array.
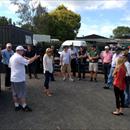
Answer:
[
  {"left": 119, "top": 112, "right": 124, "bottom": 115},
  {"left": 46, "top": 92, "right": 52, "bottom": 97},
  {"left": 112, "top": 111, "right": 120, "bottom": 116}
]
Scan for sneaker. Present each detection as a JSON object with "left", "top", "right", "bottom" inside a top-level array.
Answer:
[
  {"left": 103, "top": 86, "right": 109, "bottom": 89},
  {"left": 51, "top": 79, "right": 56, "bottom": 81},
  {"left": 90, "top": 78, "right": 93, "bottom": 82},
  {"left": 15, "top": 105, "right": 22, "bottom": 111},
  {"left": 69, "top": 78, "right": 74, "bottom": 82},
  {"left": 94, "top": 78, "right": 97, "bottom": 82},
  {"left": 63, "top": 77, "right": 66, "bottom": 81},
  {"left": 22, "top": 105, "right": 32, "bottom": 112}
]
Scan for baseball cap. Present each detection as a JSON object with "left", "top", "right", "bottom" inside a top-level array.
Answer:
[
  {"left": 16, "top": 46, "right": 26, "bottom": 51},
  {"left": 6, "top": 43, "right": 12, "bottom": 47},
  {"left": 105, "top": 46, "right": 109, "bottom": 49}
]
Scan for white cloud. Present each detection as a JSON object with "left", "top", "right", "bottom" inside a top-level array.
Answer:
[
  {"left": 77, "top": 22, "right": 115, "bottom": 37},
  {"left": 1, "top": 0, "right": 128, "bottom": 14},
  {"left": 38, "top": 0, "right": 128, "bottom": 11},
  {"left": 8, "top": 4, "right": 19, "bottom": 13},
  {"left": 26, "top": 0, "right": 129, "bottom": 12},
  {"left": 0, "top": 0, "right": 18, "bottom": 13},
  {"left": 100, "top": 0, "right": 128, "bottom": 9}
]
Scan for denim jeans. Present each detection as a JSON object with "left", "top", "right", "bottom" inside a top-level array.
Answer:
[
  {"left": 44, "top": 71, "right": 51, "bottom": 89},
  {"left": 124, "top": 76, "right": 130, "bottom": 106},
  {"left": 107, "top": 67, "right": 115, "bottom": 87},
  {"left": 103, "top": 63, "right": 111, "bottom": 84}
]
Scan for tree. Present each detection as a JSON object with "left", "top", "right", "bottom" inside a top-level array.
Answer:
[
  {"left": 10, "top": 0, "right": 49, "bottom": 33},
  {"left": 36, "top": 4, "right": 47, "bottom": 16},
  {"left": 49, "top": 5, "right": 81, "bottom": 41},
  {"left": 21, "top": 23, "right": 33, "bottom": 31},
  {"left": 113, "top": 26, "right": 130, "bottom": 38},
  {"left": 10, "top": 0, "right": 39, "bottom": 25},
  {"left": 0, "top": 16, "right": 13, "bottom": 26},
  {"left": 10, "top": 1, "right": 81, "bottom": 41},
  {"left": 33, "top": 14, "right": 51, "bottom": 34}
]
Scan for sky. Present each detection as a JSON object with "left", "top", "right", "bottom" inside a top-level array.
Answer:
[{"left": 0, "top": 0, "right": 130, "bottom": 38}]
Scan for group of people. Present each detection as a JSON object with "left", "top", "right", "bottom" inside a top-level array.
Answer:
[
  {"left": 0, "top": 42, "right": 130, "bottom": 116},
  {"left": 60, "top": 44, "right": 130, "bottom": 115},
  {"left": 60, "top": 45, "right": 99, "bottom": 82},
  {"left": 101, "top": 45, "right": 130, "bottom": 115}
]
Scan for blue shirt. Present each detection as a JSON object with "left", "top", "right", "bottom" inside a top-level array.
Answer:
[{"left": 1, "top": 49, "right": 14, "bottom": 65}]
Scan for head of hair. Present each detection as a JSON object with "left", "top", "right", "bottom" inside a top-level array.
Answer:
[
  {"left": 46, "top": 48, "right": 52, "bottom": 54},
  {"left": 116, "top": 56, "right": 125, "bottom": 67}
]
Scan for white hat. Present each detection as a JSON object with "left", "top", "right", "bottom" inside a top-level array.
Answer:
[
  {"left": 16, "top": 46, "right": 26, "bottom": 51},
  {"left": 105, "top": 46, "right": 109, "bottom": 49},
  {"left": 6, "top": 43, "right": 12, "bottom": 47}
]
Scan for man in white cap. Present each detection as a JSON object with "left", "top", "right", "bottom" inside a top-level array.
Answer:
[
  {"left": 100, "top": 46, "right": 113, "bottom": 88},
  {"left": 9, "top": 45, "right": 39, "bottom": 112},
  {"left": 1, "top": 43, "right": 14, "bottom": 88}
]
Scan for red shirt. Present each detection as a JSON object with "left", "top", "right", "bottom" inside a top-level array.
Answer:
[{"left": 113, "top": 64, "right": 126, "bottom": 90}]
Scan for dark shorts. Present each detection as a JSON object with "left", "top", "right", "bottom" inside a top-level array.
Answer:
[{"left": 11, "top": 82, "right": 27, "bottom": 98}]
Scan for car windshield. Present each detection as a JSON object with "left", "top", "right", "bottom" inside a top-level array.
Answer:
[{"left": 58, "top": 46, "right": 80, "bottom": 53}]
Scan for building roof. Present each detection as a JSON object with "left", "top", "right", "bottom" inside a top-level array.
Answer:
[{"left": 77, "top": 34, "right": 109, "bottom": 39}]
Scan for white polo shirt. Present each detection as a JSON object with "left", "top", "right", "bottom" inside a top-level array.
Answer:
[{"left": 9, "top": 53, "right": 29, "bottom": 82}]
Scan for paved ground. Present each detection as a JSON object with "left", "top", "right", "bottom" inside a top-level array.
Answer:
[{"left": 0, "top": 73, "right": 130, "bottom": 130}]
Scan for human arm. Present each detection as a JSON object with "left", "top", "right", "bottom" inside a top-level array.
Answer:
[
  {"left": 60, "top": 53, "right": 63, "bottom": 65},
  {"left": 28, "top": 54, "right": 40, "bottom": 64}
]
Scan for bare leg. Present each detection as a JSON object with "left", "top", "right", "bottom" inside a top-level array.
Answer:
[
  {"left": 20, "top": 98, "right": 27, "bottom": 106},
  {"left": 90, "top": 71, "right": 93, "bottom": 81},
  {"left": 93, "top": 72, "right": 97, "bottom": 81},
  {"left": 13, "top": 96, "right": 19, "bottom": 105}
]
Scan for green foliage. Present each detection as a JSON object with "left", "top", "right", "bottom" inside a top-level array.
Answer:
[
  {"left": 10, "top": 1, "right": 81, "bottom": 41},
  {"left": 21, "top": 23, "right": 33, "bottom": 31},
  {"left": 49, "top": 5, "right": 81, "bottom": 41},
  {"left": 0, "top": 16, "right": 13, "bottom": 26},
  {"left": 10, "top": 0, "right": 38, "bottom": 25},
  {"left": 33, "top": 6, "right": 51, "bottom": 34},
  {"left": 113, "top": 26, "right": 130, "bottom": 38}
]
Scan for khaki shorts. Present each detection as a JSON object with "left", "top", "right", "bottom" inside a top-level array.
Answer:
[
  {"left": 61, "top": 64, "right": 71, "bottom": 73},
  {"left": 89, "top": 62, "right": 98, "bottom": 72}
]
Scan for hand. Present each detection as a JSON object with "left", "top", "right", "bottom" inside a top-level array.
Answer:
[
  {"left": 34, "top": 54, "right": 40, "bottom": 59},
  {"left": 89, "top": 57, "right": 92, "bottom": 60},
  {"left": 60, "top": 62, "right": 62, "bottom": 66}
]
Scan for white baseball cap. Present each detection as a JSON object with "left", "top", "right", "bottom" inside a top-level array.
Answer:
[
  {"left": 105, "top": 46, "right": 109, "bottom": 49},
  {"left": 16, "top": 46, "right": 26, "bottom": 51},
  {"left": 6, "top": 43, "right": 12, "bottom": 47}
]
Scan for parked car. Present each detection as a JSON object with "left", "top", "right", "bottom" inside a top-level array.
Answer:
[{"left": 58, "top": 40, "right": 87, "bottom": 55}]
